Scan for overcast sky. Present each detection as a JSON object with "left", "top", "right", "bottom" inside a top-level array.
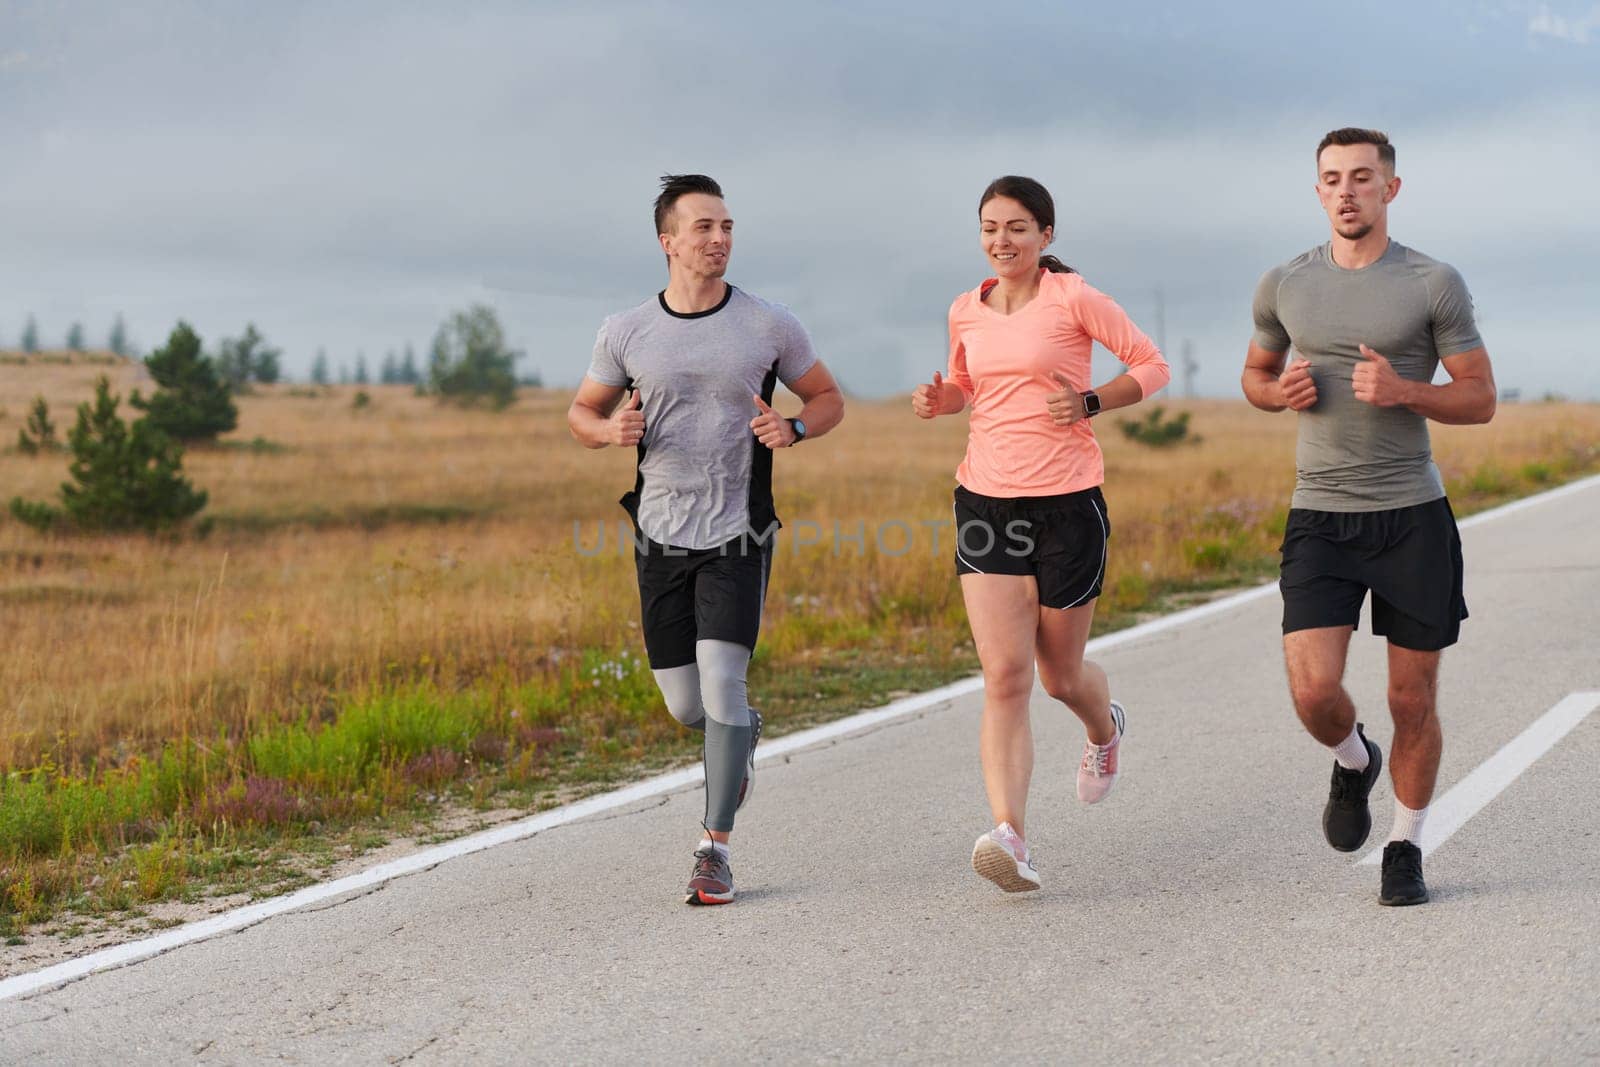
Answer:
[{"left": 3, "top": 0, "right": 1597, "bottom": 398}]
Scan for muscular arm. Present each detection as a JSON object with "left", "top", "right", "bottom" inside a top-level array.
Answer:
[
  {"left": 1241, "top": 342, "right": 1295, "bottom": 411},
  {"left": 1375, "top": 346, "right": 1496, "bottom": 425},
  {"left": 566, "top": 376, "right": 631, "bottom": 449},
  {"left": 784, "top": 360, "right": 846, "bottom": 439}
]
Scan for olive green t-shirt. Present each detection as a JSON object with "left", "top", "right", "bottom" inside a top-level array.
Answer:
[{"left": 1252, "top": 240, "right": 1483, "bottom": 512}]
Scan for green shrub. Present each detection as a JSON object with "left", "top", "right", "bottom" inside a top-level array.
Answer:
[{"left": 1118, "top": 406, "right": 1197, "bottom": 448}]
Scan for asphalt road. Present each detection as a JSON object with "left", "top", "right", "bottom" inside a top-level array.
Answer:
[{"left": 3, "top": 478, "right": 1597, "bottom": 1064}]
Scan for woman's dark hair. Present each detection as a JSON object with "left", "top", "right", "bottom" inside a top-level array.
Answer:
[{"left": 979, "top": 175, "right": 1075, "bottom": 274}]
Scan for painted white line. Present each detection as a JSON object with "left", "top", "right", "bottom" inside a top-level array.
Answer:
[
  {"left": 1455, "top": 471, "right": 1600, "bottom": 530},
  {"left": 4, "top": 472, "right": 1597, "bottom": 1001},
  {"left": 1358, "top": 690, "right": 1600, "bottom": 865}
]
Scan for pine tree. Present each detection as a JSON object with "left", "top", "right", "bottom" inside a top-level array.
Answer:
[
  {"left": 354, "top": 351, "right": 370, "bottom": 385},
  {"left": 311, "top": 348, "right": 330, "bottom": 386},
  {"left": 65, "top": 323, "right": 86, "bottom": 352},
  {"left": 428, "top": 305, "right": 519, "bottom": 410},
  {"left": 109, "top": 315, "right": 129, "bottom": 357},
  {"left": 400, "top": 343, "right": 420, "bottom": 385},
  {"left": 16, "top": 396, "right": 56, "bottom": 455},
  {"left": 215, "top": 324, "right": 283, "bottom": 392},
  {"left": 9, "top": 376, "right": 207, "bottom": 532},
  {"left": 380, "top": 350, "right": 399, "bottom": 385},
  {"left": 130, "top": 322, "right": 238, "bottom": 443},
  {"left": 21, "top": 316, "right": 39, "bottom": 353}
]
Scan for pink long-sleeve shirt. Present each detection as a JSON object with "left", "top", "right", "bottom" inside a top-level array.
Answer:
[{"left": 947, "top": 270, "right": 1170, "bottom": 498}]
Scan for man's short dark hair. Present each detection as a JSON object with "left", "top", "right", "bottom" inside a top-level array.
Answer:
[
  {"left": 1317, "top": 128, "right": 1395, "bottom": 172},
  {"left": 654, "top": 174, "right": 723, "bottom": 236}
]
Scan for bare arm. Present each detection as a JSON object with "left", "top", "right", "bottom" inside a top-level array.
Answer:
[
  {"left": 566, "top": 376, "right": 640, "bottom": 449},
  {"left": 1241, "top": 342, "right": 1317, "bottom": 413},
  {"left": 1352, "top": 344, "right": 1496, "bottom": 425},
  {"left": 750, "top": 360, "right": 846, "bottom": 448}
]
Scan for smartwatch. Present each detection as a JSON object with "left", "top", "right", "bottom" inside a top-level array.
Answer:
[
  {"left": 1080, "top": 390, "right": 1102, "bottom": 418},
  {"left": 788, "top": 417, "right": 808, "bottom": 443}
]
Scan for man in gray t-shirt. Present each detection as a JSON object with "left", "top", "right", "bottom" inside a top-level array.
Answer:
[
  {"left": 1242, "top": 129, "right": 1497, "bottom": 908},
  {"left": 568, "top": 174, "right": 844, "bottom": 906}
]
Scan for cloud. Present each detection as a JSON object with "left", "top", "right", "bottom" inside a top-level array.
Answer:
[{"left": 1528, "top": 3, "right": 1600, "bottom": 43}]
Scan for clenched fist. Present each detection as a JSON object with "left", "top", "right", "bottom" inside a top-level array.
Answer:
[
  {"left": 1279, "top": 358, "right": 1317, "bottom": 411},
  {"left": 610, "top": 389, "right": 645, "bottom": 447}
]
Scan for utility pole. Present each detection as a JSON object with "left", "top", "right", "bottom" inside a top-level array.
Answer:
[{"left": 1182, "top": 339, "right": 1199, "bottom": 399}]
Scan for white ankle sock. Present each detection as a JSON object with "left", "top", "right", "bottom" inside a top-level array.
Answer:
[
  {"left": 1330, "top": 724, "right": 1370, "bottom": 771},
  {"left": 697, "top": 838, "right": 729, "bottom": 859},
  {"left": 1389, "top": 802, "right": 1427, "bottom": 844}
]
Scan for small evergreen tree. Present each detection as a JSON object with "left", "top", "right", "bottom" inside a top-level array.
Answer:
[
  {"left": 16, "top": 396, "right": 56, "bottom": 454},
  {"left": 130, "top": 322, "right": 238, "bottom": 443},
  {"left": 399, "top": 343, "right": 420, "bottom": 385},
  {"left": 65, "top": 322, "right": 85, "bottom": 352},
  {"left": 354, "top": 351, "right": 370, "bottom": 385},
  {"left": 1117, "top": 406, "right": 1198, "bottom": 448},
  {"left": 109, "top": 314, "right": 129, "bottom": 357},
  {"left": 215, "top": 324, "right": 284, "bottom": 393},
  {"left": 311, "top": 348, "right": 330, "bottom": 385},
  {"left": 21, "top": 316, "right": 39, "bottom": 353},
  {"left": 427, "top": 304, "right": 519, "bottom": 410},
  {"left": 254, "top": 345, "right": 281, "bottom": 385},
  {"left": 380, "top": 350, "right": 399, "bottom": 384},
  {"left": 9, "top": 376, "right": 207, "bottom": 532}
]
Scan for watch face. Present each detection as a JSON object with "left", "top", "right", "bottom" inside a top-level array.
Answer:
[
  {"left": 1083, "top": 392, "right": 1101, "bottom": 416},
  {"left": 791, "top": 418, "right": 807, "bottom": 438}
]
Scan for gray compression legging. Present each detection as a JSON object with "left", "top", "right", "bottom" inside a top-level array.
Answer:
[{"left": 653, "top": 639, "right": 753, "bottom": 834}]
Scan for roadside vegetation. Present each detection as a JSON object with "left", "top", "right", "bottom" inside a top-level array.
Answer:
[{"left": 3, "top": 350, "right": 1597, "bottom": 940}]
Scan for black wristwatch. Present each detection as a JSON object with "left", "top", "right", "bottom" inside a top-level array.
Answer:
[
  {"left": 1080, "top": 389, "right": 1102, "bottom": 418},
  {"left": 788, "top": 417, "right": 808, "bottom": 444}
]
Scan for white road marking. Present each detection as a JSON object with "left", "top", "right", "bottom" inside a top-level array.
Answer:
[
  {"left": 1358, "top": 690, "right": 1600, "bottom": 865},
  {"left": 3, "top": 473, "right": 1597, "bottom": 1002}
]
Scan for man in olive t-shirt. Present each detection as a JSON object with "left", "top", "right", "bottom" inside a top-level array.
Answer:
[{"left": 1242, "top": 128, "right": 1497, "bottom": 907}]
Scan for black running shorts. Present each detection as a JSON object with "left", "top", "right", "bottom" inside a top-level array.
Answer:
[
  {"left": 952, "top": 484, "right": 1110, "bottom": 610},
  {"left": 1279, "top": 497, "right": 1467, "bottom": 651},
  {"left": 634, "top": 533, "right": 774, "bottom": 670}
]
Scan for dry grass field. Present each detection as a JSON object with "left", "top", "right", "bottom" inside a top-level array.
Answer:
[
  {"left": 1, "top": 349, "right": 1596, "bottom": 933},
  {"left": 4, "top": 351, "right": 1598, "bottom": 770}
]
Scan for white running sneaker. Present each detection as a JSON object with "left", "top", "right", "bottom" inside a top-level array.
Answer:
[
  {"left": 971, "top": 821, "right": 1040, "bottom": 892},
  {"left": 1077, "top": 700, "right": 1125, "bottom": 804}
]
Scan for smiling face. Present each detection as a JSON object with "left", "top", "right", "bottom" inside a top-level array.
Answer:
[
  {"left": 1315, "top": 142, "right": 1399, "bottom": 242},
  {"left": 658, "top": 192, "right": 732, "bottom": 280},
  {"left": 979, "top": 195, "right": 1052, "bottom": 280}
]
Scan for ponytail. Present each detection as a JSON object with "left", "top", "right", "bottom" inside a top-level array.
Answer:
[{"left": 1039, "top": 254, "right": 1076, "bottom": 275}]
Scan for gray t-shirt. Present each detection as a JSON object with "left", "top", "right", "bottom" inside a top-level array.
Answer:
[
  {"left": 588, "top": 285, "right": 818, "bottom": 549},
  {"left": 1252, "top": 240, "right": 1483, "bottom": 512}
]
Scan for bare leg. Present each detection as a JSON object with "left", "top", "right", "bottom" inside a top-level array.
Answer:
[
  {"left": 1035, "top": 599, "right": 1115, "bottom": 744},
  {"left": 1386, "top": 644, "right": 1443, "bottom": 809},
  {"left": 960, "top": 573, "right": 1040, "bottom": 839},
  {"left": 1282, "top": 626, "right": 1357, "bottom": 745}
]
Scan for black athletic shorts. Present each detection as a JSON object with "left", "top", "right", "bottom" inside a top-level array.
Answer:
[
  {"left": 1279, "top": 497, "right": 1467, "bottom": 651},
  {"left": 634, "top": 533, "right": 774, "bottom": 670},
  {"left": 952, "top": 484, "right": 1110, "bottom": 610}
]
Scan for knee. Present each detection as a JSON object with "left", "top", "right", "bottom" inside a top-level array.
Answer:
[
  {"left": 1289, "top": 675, "right": 1344, "bottom": 718},
  {"left": 983, "top": 663, "right": 1035, "bottom": 709},
  {"left": 1388, "top": 680, "right": 1437, "bottom": 727},
  {"left": 664, "top": 696, "right": 704, "bottom": 727},
  {"left": 1039, "top": 668, "right": 1081, "bottom": 705}
]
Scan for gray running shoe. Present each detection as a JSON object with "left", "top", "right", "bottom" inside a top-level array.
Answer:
[{"left": 685, "top": 846, "right": 735, "bottom": 906}]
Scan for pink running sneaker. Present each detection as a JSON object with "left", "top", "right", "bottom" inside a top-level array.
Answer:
[
  {"left": 1077, "top": 700, "right": 1126, "bottom": 804},
  {"left": 971, "top": 821, "right": 1040, "bottom": 892}
]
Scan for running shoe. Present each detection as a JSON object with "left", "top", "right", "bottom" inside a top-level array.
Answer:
[
  {"left": 1323, "top": 723, "right": 1383, "bottom": 852},
  {"left": 1379, "top": 840, "right": 1428, "bottom": 906},
  {"left": 1076, "top": 700, "right": 1126, "bottom": 804},
  {"left": 736, "top": 707, "right": 762, "bottom": 811},
  {"left": 685, "top": 845, "right": 735, "bottom": 906},
  {"left": 971, "top": 821, "right": 1040, "bottom": 892}
]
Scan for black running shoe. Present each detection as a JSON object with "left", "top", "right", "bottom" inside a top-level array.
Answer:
[
  {"left": 1323, "top": 723, "right": 1383, "bottom": 852},
  {"left": 1379, "top": 840, "right": 1429, "bottom": 906},
  {"left": 736, "top": 707, "right": 762, "bottom": 811}
]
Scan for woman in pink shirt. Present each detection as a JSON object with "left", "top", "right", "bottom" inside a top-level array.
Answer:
[{"left": 913, "top": 175, "right": 1170, "bottom": 892}]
